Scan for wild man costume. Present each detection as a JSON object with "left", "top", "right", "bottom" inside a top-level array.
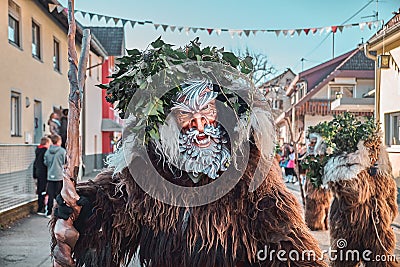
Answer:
[
  {"left": 323, "top": 139, "right": 398, "bottom": 267},
  {"left": 304, "top": 133, "right": 332, "bottom": 231},
  {"left": 50, "top": 61, "right": 327, "bottom": 266}
]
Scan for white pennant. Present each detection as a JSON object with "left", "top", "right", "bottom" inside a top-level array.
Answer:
[{"left": 48, "top": 4, "right": 57, "bottom": 12}]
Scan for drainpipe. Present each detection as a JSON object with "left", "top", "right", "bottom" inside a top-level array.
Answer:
[{"left": 363, "top": 42, "right": 380, "bottom": 122}]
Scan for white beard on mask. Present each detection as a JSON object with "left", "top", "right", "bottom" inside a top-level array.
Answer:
[{"left": 178, "top": 124, "right": 230, "bottom": 183}]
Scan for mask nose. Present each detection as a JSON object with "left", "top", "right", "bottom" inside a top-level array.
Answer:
[{"left": 190, "top": 113, "right": 209, "bottom": 132}]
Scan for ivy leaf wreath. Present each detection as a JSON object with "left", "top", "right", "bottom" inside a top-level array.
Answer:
[
  {"left": 96, "top": 37, "right": 256, "bottom": 144},
  {"left": 301, "top": 113, "right": 378, "bottom": 188}
]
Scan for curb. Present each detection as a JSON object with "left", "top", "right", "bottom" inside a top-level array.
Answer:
[{"left": 0, "top": 201, "right": 37, "bottom": 229}]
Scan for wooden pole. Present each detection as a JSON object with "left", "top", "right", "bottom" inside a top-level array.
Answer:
[{"left": 53, "top": 0, "right": 91, "bottom": 266}]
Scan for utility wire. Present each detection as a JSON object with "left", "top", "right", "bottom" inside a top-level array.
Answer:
[{"left": 296, "top": 0, "right": 375, "bottom": 72}]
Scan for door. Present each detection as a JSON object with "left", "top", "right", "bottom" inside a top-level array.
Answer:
[{"left": 34, "top": 100, "right": 42, "bottom": 144}]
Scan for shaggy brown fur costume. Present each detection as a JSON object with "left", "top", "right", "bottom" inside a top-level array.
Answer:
[
  {"left": 51, "top": 144, "right": 327, "bottom": 267},
  {"left": 304, "top": 180, "right": 332, "bottom": 231},
  {"left": 324, "top": 141, "right": 398, "bottom": 267}
]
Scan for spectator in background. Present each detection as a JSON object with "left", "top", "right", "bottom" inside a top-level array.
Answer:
[
  {"left": 44, "top": 134, "right": 66, "bottom": 218},
  {"left": 48, "top": 112, "right": 61, "bottom": 135},
  {"left": 33, "top": 136, "right": 51, "bottom": 215},
  {"left": 59, "top": 109, "right": 68, "bottom": 149}
]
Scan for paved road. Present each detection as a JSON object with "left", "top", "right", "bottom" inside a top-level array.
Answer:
[{"left": 0, "top": 181, "right": 399, "bottom": 266}]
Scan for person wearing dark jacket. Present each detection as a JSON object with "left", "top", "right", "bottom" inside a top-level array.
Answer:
[
  {"left": 44, "top": 134, "right": 66, "bottom": 218},
  {"left": 33, "top": 136, "right": 51, "bottom": 215}
]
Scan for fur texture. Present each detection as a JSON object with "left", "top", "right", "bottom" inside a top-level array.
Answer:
[
  {"left": 325, "top": 142, "right": 398, "bottom": 267},
  {"left": 304, "top": 180, "right": 332, "bottom": 231},
  {"left": 51, "top": 144, "right": 327, "bottom": 267}
]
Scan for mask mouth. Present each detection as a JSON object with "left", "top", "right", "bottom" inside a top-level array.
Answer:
[{"left": 194, "top": 133, "right": 211, "bottom": 148}]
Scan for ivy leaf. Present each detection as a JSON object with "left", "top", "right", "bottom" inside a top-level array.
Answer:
[
  {"left": 222, "top": 52, "right": 240, "bottom": 68},
  {"left": 151, "top": 37, "right": 165, "bottom": 49}
]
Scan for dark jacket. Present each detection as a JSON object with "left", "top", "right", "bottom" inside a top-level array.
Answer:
[
  {"left": 44, "top": 145, "right": 66, "bottom": 181},
  {"left": 33, "top": 146, "right": 48, "bottom": 180}
]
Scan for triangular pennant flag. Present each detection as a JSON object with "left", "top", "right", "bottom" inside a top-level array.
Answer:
[
  {"left": 130, "top": 20, "right": 136, "bottom": 28},
  {"left": 282, "top": 30, "right": 288, "bottom": 36},
  {"left": 97, "top": 15, "right": 104, "bottom": 22},
  {"left": 216, "top": 29, "right": 222, "bottom": 35},
  {"left": 80, "top": 11, "right": 87, "bottom": 18},
  {"left": 296, "top": 29, "right": 302, "bottom": 36},
  {"left": 56, "top": 6, "right": 64, "bottom": 13},
  {"left": 121, "top": 19, "right": 128, "bottom": 26},
  {"left": 161, "top": 25, "right": 168, "bottom": 32},
  {"left": 243, "top": 30, "right": 250, "bottom": 37},
  {"left": 89, "top": 13, "right": 95, "bottom": 21},
  {"left": 113, "top": 17, "right": 120, "bottom": 25},
  {"left": 170, "top": 26, "right": 176, "bottom": 32},
  {"left": 105, "top": 16, "right": 111, "bottom": 23},
  {"left": 48, "top": 4, "right": 57, "bottom": 12},
  {"left": 367, "top": 22, "right": 372, "bottom": 30},
  {"left": 331, "top": 26, "right": 338, "bottom": 33},
  {"left": 178, "top": 27, "right": 183, "bottom": 32},
  {"left": 289, "top": 29, "right": 295, "bottom": 36},
  {"left": 252, "top": 30, "right": 258, "bottom": 36},
  {"left": 319, "top": 27, "right": 325, "bottom": 35},
  {"left": 338, "top": 26, "right": 344, "bottom": 32},
  {"left": 304, "top": 28, "right": 310, "bottom": 35},
  {"left": 325, "top": 26, "right": 331, "bottom": 33},
  {"left": 237, "top": 30, "right": 243, "bottom": 37},
  {"left": 192, "top": 27, "right": 198, "bottom": 33},
  {"left": 275, "top": 30, "right": 281, "bottom": 37},
  {"left": 311, "top": 28, "right": 317, "bottom": 34},
  {"left": 359, "top": 22, "right": 366, "bottom": 30},
  {"left": 207, "top": 29, "right": 213, "bottom": 35},
  {"left": 228, "top": 30, "right": 235, "bottom": 38},
  {"left": 154, "top": 24, "right": 160, "bottom": 30},
  {"left": 185, "top": 27, "right": 190, "bottom": 35}
]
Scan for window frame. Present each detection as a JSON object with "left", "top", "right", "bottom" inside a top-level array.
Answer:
[
  {"left": 328, "top": 85, "right": 355, "bottom": 99},
  {"left": 31, "top": 20, "right": 41, "bottom": 60},
  {"left": 11, "top": 91, "right": 22, "bottom": 137},
  {"left": 53, "top": 38, "right": 60, "bottom": 72},
  {"left": 8, "top": 0, "right": 21, "bottom": 48},
  {"left": 384, "top": 112, "right": 400, "bottom": 147}
]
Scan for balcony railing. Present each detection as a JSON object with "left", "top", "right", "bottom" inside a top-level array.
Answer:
[{"left": 295, "top": 99, "right": 373, "bottom": 117}]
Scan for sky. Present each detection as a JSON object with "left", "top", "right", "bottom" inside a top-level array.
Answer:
[{"left": 58, "top": 0, "right": 399, "bottom": 79}]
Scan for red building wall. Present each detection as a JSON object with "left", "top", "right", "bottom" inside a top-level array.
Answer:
[{"left": 101, "top": 57, "right": 115, "bottom": 154}]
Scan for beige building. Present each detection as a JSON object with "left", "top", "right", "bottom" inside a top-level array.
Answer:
[
  {"left": 1, "top": 0, "right": 107, "bottom": 147},
  {"left": 365, "top": 11, "right": 400, "bottom": 180}
]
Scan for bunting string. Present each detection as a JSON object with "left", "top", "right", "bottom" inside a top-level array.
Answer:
[{"left": 48, "top": 4, "right": 383, "bottom": 38}]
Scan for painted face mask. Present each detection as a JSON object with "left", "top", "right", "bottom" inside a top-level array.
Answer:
[{"left": 171, "top": 80, "right": 231, "bottom": 183}]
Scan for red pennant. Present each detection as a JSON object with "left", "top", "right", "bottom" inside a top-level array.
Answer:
[
  {"left": 207, "top": 29, "right": 213, "bottom": 35},
  {"left": 331, "top": 26, "right": 338, "bottom": 33},
  {"left": 304, "top": 28, "right": 310, "bottom": 35}
]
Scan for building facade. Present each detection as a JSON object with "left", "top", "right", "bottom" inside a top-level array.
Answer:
[
  {"left": 277, "top": 48, "right": 375, "bottom": 143},
  {"left": 365, "top": 11, "right": 400, "bottom": 180}
]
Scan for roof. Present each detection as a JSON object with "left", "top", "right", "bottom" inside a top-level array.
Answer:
[
  {"left": 367, "top": 11, "right": 400, "bottom": 50},
  {"left": 87, "top": 27, "right": 125, "bottom": 56},
  {"left": 260, "top": 68, "right": 295, "bottom": 88},
  {"left": 287, "top": 47, "right": 374, "bottom": 107}
]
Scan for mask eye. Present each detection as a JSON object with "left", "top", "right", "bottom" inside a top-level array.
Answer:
[
  {"left": 179, "top": 110, "right": 191, "bottom": 116},
  {"left": 201, "top": 104, "right": 210, "bottom": 111}
]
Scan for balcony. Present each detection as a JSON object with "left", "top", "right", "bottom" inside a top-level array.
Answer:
[{"left": 331, "top": 97, "right": 374, "bottom": 112}]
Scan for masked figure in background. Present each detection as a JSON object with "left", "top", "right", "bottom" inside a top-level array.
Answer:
[
  {"left": 303, "top": 133, "right": 332, "bottom": 231},
  {"left": 51, "top": 80, "right": 327, "bottom": 267},
  {"left": 323, "top": 138, "right": 398, "bottom": 267}
]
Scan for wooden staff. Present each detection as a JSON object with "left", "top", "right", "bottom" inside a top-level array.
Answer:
[{"left": 53, "top": 0, "right": 90, "bottom": 266}]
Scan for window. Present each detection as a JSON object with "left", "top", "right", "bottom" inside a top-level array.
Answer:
[
  {"left": 8, "top": 0, "right": 21, "bottom": 47},
  {"left": 385, "top": 112, "right": 400, "bottom": 146},
  {"left": 53, "top": 39, "right": 60, "bottom": 71},
  {"left": 11, "top": 91, "right": 21, "bottom": 136},
  {"left": 272, "top": 99, "right": 283, "bottom": 110},
  {"left": 329, "top": 85, "right": 354, "bottom": 99},
  {"left": 32, "top": 21, "right": 41, "bottom": 59}
]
